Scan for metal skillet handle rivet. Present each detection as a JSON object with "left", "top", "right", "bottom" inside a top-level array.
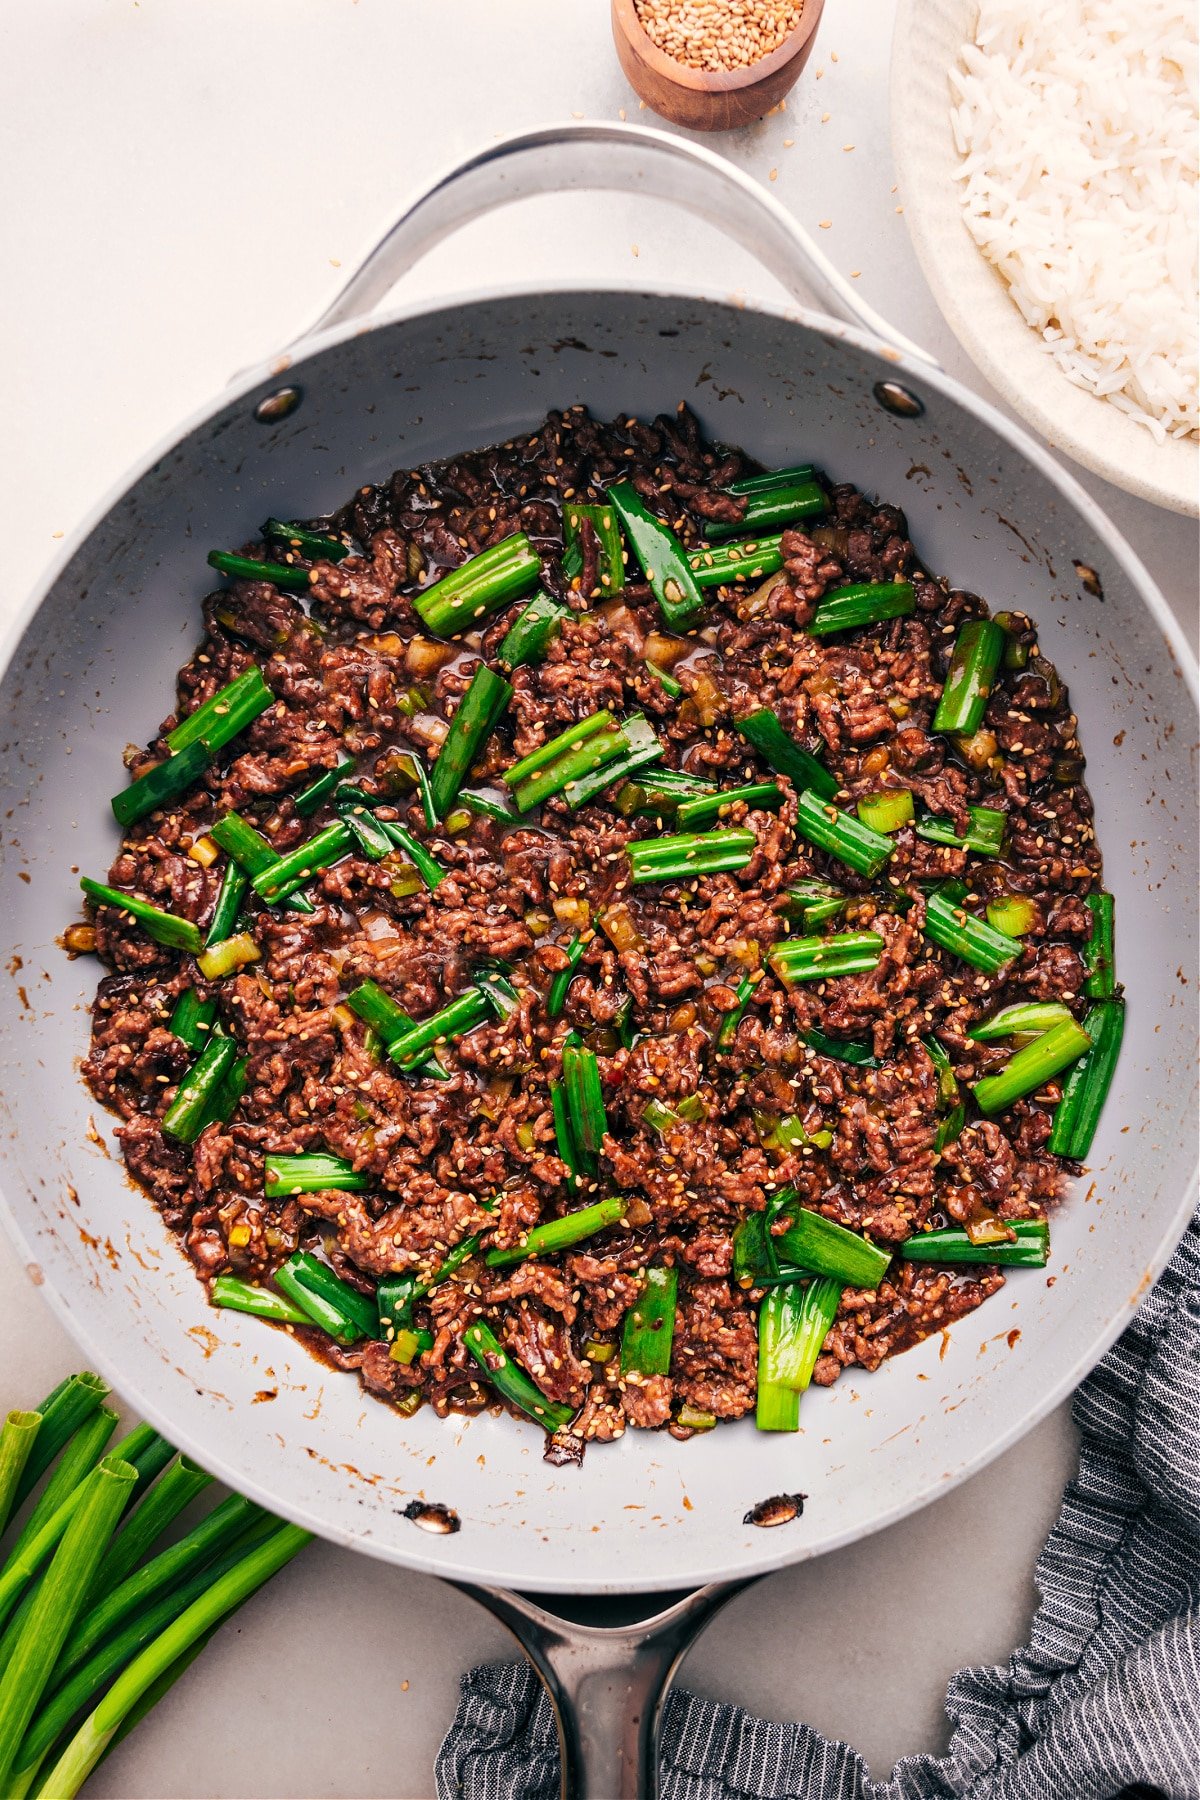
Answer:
[
  {"left": 873, "top": 379, "right": 925, "bottom": 418},
  {"left": 253, "top": 385, "right": 303, "bottom": 423}
]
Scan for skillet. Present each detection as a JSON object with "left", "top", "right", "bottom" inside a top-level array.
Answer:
[{"left": 0, "top": 125, "right": 1195, "bottom": 1796}]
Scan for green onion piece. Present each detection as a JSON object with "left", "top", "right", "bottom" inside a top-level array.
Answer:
[
  {"left": 79, "top": 880, "right": 202, "bottom": 956},
  {"left": 506, "top": 711, "right": 614, "bottom": 789},
  {"left": 924, "top": 889, "right": 1023, "bottom": 972},
  {"left": 0, "top": 1415, "right": 39, "bottom": 1541},
  {"left": 168, "top": 991, "right": 218, "bottom": 1052},
  {"left": 922, "top": 1036, "right": 959, "bottom": 1108},
  {"left": 732, "top": 1211, "right": 778, "bottom": 1289},
  {"left": 782, "top": 880, "right": 846, "bottom": 928},
  {"left": 487, "top": 1197, "right": 627, "bottom": 1270},
  {"left": 562, "top": 1044, "right": 608, "bottom": 1164},
  {"left": 207, "top": 549, "right": 311, "bottom": 592},
  {"left": 563, "top": 715, "right": 664, "bottom": 809},
  {"left": 262, "top": 518, "right": 349, "bottom": 562},
  {"left": 344, "top": 980, "right": 445, "bottom": 1081},
  {"left": 37, "top": 1521, "right": 311, "bottom": 1800},
  {"left": 769, "top": 931, "right": 884, "bottom": 984},
  {"left": 389, "top": 1328, "right": 434, "bottom": 1366},
  {"left": 263, "top": 1152, "right": 369, "bottom": 1199},
  {"left": 210, "top": 1277, "right": 310, "bottom": 1325},
  {"left": 497, "top": 591, "right": 571, "bottom": 669},
  {"left": 209, "top": 811, "right": 314, "bottom": 915},
  {"left": 564, "top": 501, "right": 625, "bottom": 595},
  {"left": 901, "top": 1218, "right": 1049, "bottom": 1267},
  {"left": 729, "top": 464, "right": 815, "bottom": 495},
  {"left": 413, "top": 533, "right": 541, "bottom": 637},
  {"left": 463, "top": 1321, "right": 575, "bottom": 1434},
  {"left": 793, "top": 790, "right": 893, "bottom": 878},
  {"left": 476, "top": 969, "right": 520, "bottom": 1022},
  {"left": 550, "top": 1077, "right": 581, "bottom": 1181},
  {"left": 970, "top": 1002, "right": 1074, "bottom": 1043},
  {"left": 274, "top": 1251, "right": 379, "bottom": 1345},
  {"left": 934, "top": 1103, "right": 966, "bottom": 1153},
  {"left": 620, "top": 1265, "right": 677, "bottom": 1375},
  {"left": 808, "top": 581, "right": 916, "bottom": 637},
  {"left": 165, "top": 668, "right": 274, "bottom": 756},
  {"left": 734, "top": 707, "right": 838, "bottom": 802},
  {"left": 756, "top": 1277, "right": 841, "bottom": 1431},
  {"left": 801, "top": 1027, "right": 882, "bottom": 1067},
  {"left": 985, "top": 895, "right": 1039, "bottom": 938},
  {"left": 250, "top": 822, "right": 352, "bottom": 904},
  {"left": 333, "top": 786, "right": 394, "bottom": 861},
  {"left": 612, "top": 767, "right": 716, "bottom": 816},
  {"left": 773, "top": 1203, "right": 891, "bottom": 1288},
  {"left": 548, "top": 934, "right": 587, "bottom": 1017},
  {"left": 646, "top": 660, "right": 683, "bottom": 699},
  {"left": 460, "top": 788, "right": 520, "bottom": 824},
  {"left": 1048, "top": 1000, "right": 1124, "bottom": 1160},
  {"left": 715, "top": 973, "right": 757, "bottom": 1051},
  {"left": 687, "top": 532, "right": 784, "bottom": 590},
  {"left": 430, "top": 666, "right": 513, "bottom": 819},
  {"left": 161, "top": 1035, "right": 238, "bottom": 1144},
  {"left": 195, "top": 932, "right": 259, "bottom": 981},
  {"left": 1083, "top": 892, "right": 1116, "bottom": 998},
  {"left": 606, "top": 481, "right": 705, "bottom": 629},
  {"left": 293, "top": 758, "right": 356, "bottom": 817},
  {"left": 642, "top": 1097, "right": 683, "bottom": 1134},
  {"left": 916, "top": 806, "right": 1007, "bottom": 857},
  {"left": 387, "top": 988, "right": 490, "bottom": 1070},
  {"left": 762, "top": 1114, "right": 832, "bottom": 1152},
  {"left": 379, "top": 819, "right": 446, "bottom": 891},
  {"left": 584, "top": 1340, "right": 615, "bottom": 1365},
  {"left": 203, "top": 863, "right": 248, "bottom": 949},
  {"left": 676, "top": 782, "right": 782, "bottom": 830},
  {"left": 628, "top": 828, "right": 756, "bottom": 884},
  {"left": 676, "top": 1404, "right": 717, "bottom": 1431},
  {"left": 933, "top": 619, "right": 1005, "bottom": 735},
  {"left": 706, "top": 479, "right": 826, "bottom": 540},
  {"left": 110, "top": 740, "right": 210, "bottom": 828},
  {"left": 856, "top": 789, "right": 914, "bottom": 833},
  {"left": 973, "top": 1019, "right": 1093, "bottom": 1116},
  {"left": 0, "top": 1457, "right": 137, "bottom": 1793}
]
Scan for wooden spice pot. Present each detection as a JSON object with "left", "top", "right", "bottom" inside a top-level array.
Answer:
[{"left": 611, "top": 0, "right": 826, "bottom": 132}]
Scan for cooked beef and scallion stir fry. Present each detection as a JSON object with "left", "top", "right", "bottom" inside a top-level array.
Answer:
[{"left": 74, "top": 406, "right": 1122, "bottom": 1455}]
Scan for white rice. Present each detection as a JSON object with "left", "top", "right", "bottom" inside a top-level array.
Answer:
[{"left": 950, "top": 0, "right": 1199, "bottom": 443}]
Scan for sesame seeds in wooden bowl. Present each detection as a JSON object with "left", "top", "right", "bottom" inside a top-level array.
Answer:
[{"left": 612, "top": 0, "right": 825, "bottom": 131}]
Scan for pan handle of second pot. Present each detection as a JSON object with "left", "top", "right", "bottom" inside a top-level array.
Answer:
[{"left": 295, "top": 120, "right": 937, "bottom": 368}]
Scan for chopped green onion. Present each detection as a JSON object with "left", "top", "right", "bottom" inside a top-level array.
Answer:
[
  {"left": 924, "top": 889, "right": 1023, "bottom": 972},
  {"left": 564, "top": 502, "right": 625, "bottom": 595},
  {"left": 79, "top": 880, "right": 202, "bottom": 956},
  {"left": 293, "top": 758, "right": 356, "bottom": 817},
  {"left": 782, "top": 880, "right": 846, "bottom": 928},
  {"left": 729, "top": 463, "right": 815, "bottom": 495},
  {"left": 460, "top": 788, "right": 520, "bottom": 825},
  {"left": 548, "top": 934, "right": 586, "bottom": 1017},
  {"left": 387, "top": 988, "right": 491, "bottom": 1070},
  {"left": 973, "top": 1018, "right": 1093, "bottom": 1116},
  {"left": 562, "top": 1044, "right": 608, "bottom": 1165},
  {"left": 646, "top": 660, "right": 682, "bottom": 698},
  {"left": 933, "top": 619, "right": 1005, "bottom": 736},
  {"left": 856, "top": 789, "right": 914, "bottom": 833},
  {"left": 430, "top": 666, "right": 513, "bottom": 819},
  {"left": 970, "top": 1002, "right": 1074, "bottom": 1042},
  {"left": 165, "top": 668, "right": 275, "bottom": 757},
  {"left": 923, "top": 1034, "right": 960, "bottom": 1107},
  {"left": 934, "top": 1103, "right": 966, "bottom": 1153},
  {"left": 413, "top": 533, "right": 541, "bottom": 637},
  {"left": 769, "top": 931, "right": 884, "bottom": 984},
  {"left": 497, "top": 592, "right": 570, "bottom": 669},
  {"left": 676, "top": 1404, "right": 717, "bottom": 1432},
  {"left": 168, "top": 991, "right": 218, "bottom": 1052},
  {"left": 262, "top": 518, "right": 349, "bottom": 563},
  {"left": 620, "top": 1265, "right": 677, "bottom": 1375},
  {"left": 550, "top": 1077, "right": 581, "bottom": 1181},
  {"left": 333, "top": 786, "right": 394, "bottom": 860},
  {"left": 759, "top": 1113, "right": 832, "bottom": 1153},
  {"left": 794, "top": 790, "right": 894, "bottom": 878},
  {"left": 901, "top": 1218, "right": 1049, "bottom": 1267},
  {"left": 1048, "top": 1000, "right": 1124, "bottom": 1161},
  {"left": 628, "top": 828, "right": 756, "bottom": 884},
  {"left": 734, "top": 707, "right": 838, "bottom": 802},
  {"left": 715, "top": 973, "right": 757, "bottom": 1051},
  {"left": 209, "top": 811, "right": 314, "bottom": 915},
  {"left": 207, "top": 550, "right": 311, "bottom": 592},
  {"left": 195, "top": 933, "right": 259, "bottom": 981},
  {"left": 612, "top": 767, "right": 716, "bottom": 816},
  {"left": 251, "top": 822, "right": 352, "bottom": 904},
  {"left": 916, "top": 806, "right": 1007, "bottom": 857},
  {"left": 706, "top": 477, "right": 826, "bottom": 540},
  {"left": 161, "top": 1035, "right": 238, "bottom": 1144},
  {"left": 676, "top": 782, "right": 782, "bottom": 829},
  {"left": 110, "top": 740, "right": 211, "bottom": 829},
  {"left": 802, "top": 1027, "right": 881, "bottom": 1067},
  {"left": 688, "top": 532, "right": 784, "bottom": 591},
  {"left": 203, "top": 863, "right": 249, "bottom": 949},
  {"left": 273, "top": 1251, "right": 379, "bottom": 1345},
  {"left": 463, "top": 1320, "right": 575, "bottom": 1434},
  {"left": 263, "top": 1152, "right": 369, "bottom": 1199},
  {"left": 487, "top": 1197, "right": 626, "bottom": 1270},
  {"left": 388, "top": 1328, "right": 433, "bottom": 1366},
  {"left": 808, "top": 581, "right": 916, "bottom": 637},
  {"left": 475, "top": 969, "right": 520, "bottom": 1022},
  {"left": 773, "top": 1203, "right": 891, "bottom": 1289},
  {"left": 756, "top": 1277, "right": 841, "bottom": 1431},
  {"left": 985, "top": 895, "right": 1038, "bottom": 938},
  {"left": 505, "top": 712, "right": 615, "bottom": 806},
  {"left": 563, "top": 715, "right": 664, "bottom": 809},
  {"left": 379, "top": 818, "right": 446, "bottom": 891},
  {"left": 606, "top": 482, "right": 705, "bottom": 629},
  {"left": 210, "top": 1278, "right": 310, "bottom": 1326},
  {"left": 1083, "top": 892, "right": 1116, "bottom": 998}
]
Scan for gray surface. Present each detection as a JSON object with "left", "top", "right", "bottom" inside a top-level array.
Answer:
[{"left": 0, "top": 0, "right": 1194, "bottom": 1794}]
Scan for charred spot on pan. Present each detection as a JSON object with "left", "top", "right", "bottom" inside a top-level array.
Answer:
[
  {"left": 1073, "top": 561, "right": 1104, "bottom": 599},
  {"left": 743, "top": 1492, "right": 806, "bottom": 1528},
  {"left": 403, "top": 1499, "right": 461, "bottom": 1535}
]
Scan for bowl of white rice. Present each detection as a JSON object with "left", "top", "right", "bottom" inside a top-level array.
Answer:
[{"left": 891, "top": 0, "right": 1197, "bottom": 516}]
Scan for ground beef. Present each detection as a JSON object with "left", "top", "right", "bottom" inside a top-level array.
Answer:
[{"left": 75, "top": 403, "right": 1108, "bottom": 1452}]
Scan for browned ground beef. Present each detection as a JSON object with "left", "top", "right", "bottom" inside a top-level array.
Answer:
[{"left": 77, "top": 404, "right": 1101, "bottom": 1449}]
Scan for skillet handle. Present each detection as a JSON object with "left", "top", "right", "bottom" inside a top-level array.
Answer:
[
  {"left": 451, "top": 1578, "right": 751, "bottom": 1799},
  {"left": 294, "top": 120, "right": 937, "bottom": 369}
]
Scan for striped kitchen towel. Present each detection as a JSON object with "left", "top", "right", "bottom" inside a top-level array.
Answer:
[{"left": 437, "top": 1214, "right": 1200, "bottom": 1800}]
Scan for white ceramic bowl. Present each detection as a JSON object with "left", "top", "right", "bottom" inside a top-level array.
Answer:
[{"left": 890, "top": 0, "right": 1198, "bottom": 518}]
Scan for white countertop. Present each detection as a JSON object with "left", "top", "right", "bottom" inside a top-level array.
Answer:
[{"left": 1, "top": 4, "right": 1194, "bottom": 1795}]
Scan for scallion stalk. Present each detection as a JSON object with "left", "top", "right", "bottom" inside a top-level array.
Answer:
[
  {"left": 387, "top": 988, "right": 491, "bottom": 1070},
  {"left": 263, "top": 1152, "right": 370, "bottom": 1199},
  {"left": 620, "top": 1266, "right": 677, "bottom": 1376},
  {"left": 1083, "top": 892, "right": 1116, "bottom": 998},
  {"left": 675, "top": 782, "right": 781, "bottom": 830},
  {"left": 251, "top": 822, "right": 353, "bottom": 904},
  {"left": 688, "top": 533, "right": 784, "bottom": 590},
  {"left": 463, "top": 1321, "right": 575, "bottom": 1434},
  {"left": 606, "top": 482, "right": 705, "bottom": 629},
  {"left": 901, "top": 1218, "right": 1049, "bottom": 1267},
  {"left": 734, "top": 707, "right": 838, "bottom": 802},
  {"left": 165, "top": 668, "right": 274, "bottom": 757},
  {"left": 413, "top": 534, "right": 541, "bottom": 637},
  {"left": 206, "top": 550, "right": 311, "bottom": 592},
  {"left": 161, "top": 1035, "right": 238, "bottom": 1145},
  {"left": 564, "top": 502, "right": 625, "bottom": 595},
  {"left": 772, "top": 1202, "right": 891, "bottom": 1289},
  {"left": 706, "top": 476, "right": 826, "bottom": 540},
  {"left": 769, "top": 932, "right": 884, "bottom": 984},
  {"left": 210, "top": 1277, "right": 310, "bottom": 1327},
  {"left": 1048, "top": 1000, "right": 1124, "bottom": 1160},
  {"left": 856, "top": 789, "right": 914, "bottom": 833},
  {"left": 628, "top": 829, "right": 756, "bottom": 884},
  {"left": 969, "top": 1002, "right": 1074, "bottom": 1042},
  {"left": 972, "top": 1019, "right": 1093, "bottom": 1116},
  {"left": 273, "top": 1252, "right": 379, "bottom": 1346},
  {"left": 79, "top": 881, "right": 202, "bottom": 956},
  {"left": 195, "top": 933, "right": 259, "bottom": 981},
  {"left": 486, "top": 1197, "right": 626, "bottom": 1270},
  {"left": 430, "top": 666, "right": 513, "bottom": 819},
  {"left": 793, "top": 790, "right": 893, "bottom": 878},
  {"left": 808, "top": 581, "right": 916, "bottom": 637},
  {"left": 262, "top": 519, "right": 349, "bottom": 563},
  {"left": 916, "top": 806, "right": 1007, "bottom": 857},
  {"left": 497, "top": 592, "right": 571, "bottom": 669},
  {"left": 561, "top": 1044, "right": 608, "bottom": 1165},
  {"left": 924, "top": 889, "right": 1023, "bottom": 973},
  {"left": 932, "top": 619, "right": 1005, "bottom": 735}
]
